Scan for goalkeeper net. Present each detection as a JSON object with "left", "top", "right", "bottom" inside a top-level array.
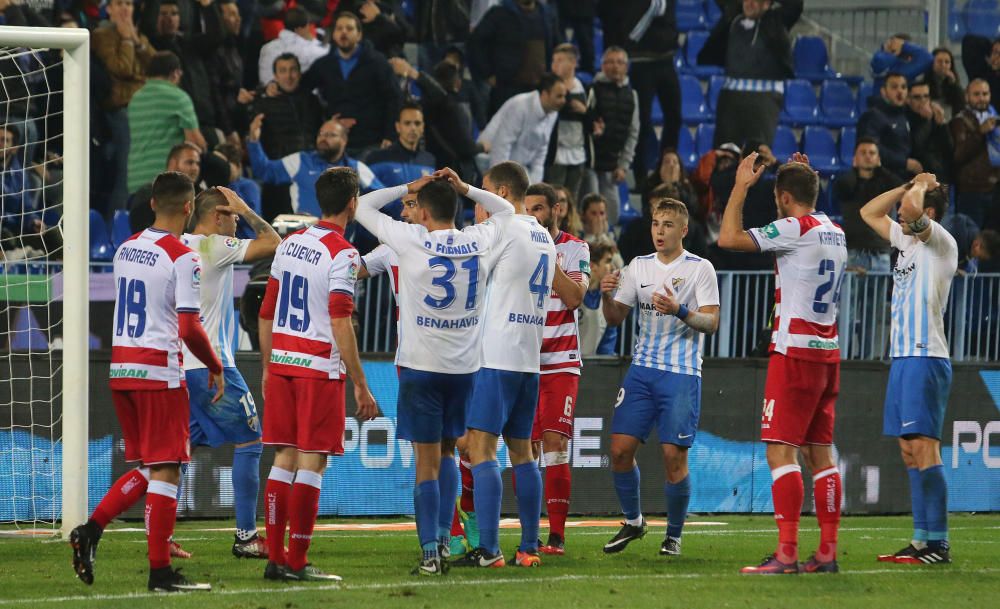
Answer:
[{"left": 0, "top": 28, "right": 89, "bottom": 535}]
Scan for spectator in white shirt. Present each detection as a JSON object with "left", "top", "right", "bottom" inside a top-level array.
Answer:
[
  {"left": 257, "top": 7, "right": 329, "bottom": 86},
  {"left": 478, "top": 72, "right": 567, "bottom": 182}
]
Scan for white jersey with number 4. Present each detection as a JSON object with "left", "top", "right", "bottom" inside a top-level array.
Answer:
[
  {"left": 888, "top": 221, "right": 958, "bottom": 359},
  {"left": 180, "top": 233, "right": 251, "bottom": 370},
  {"left": 613, "top": 251, "right": 719, "bottom": 376},
  {"left": 749, "top": 212, "right": 847, "bottom": 363},
  {"left": 480, "top": 215, "right": 556, "bottom": 373}
]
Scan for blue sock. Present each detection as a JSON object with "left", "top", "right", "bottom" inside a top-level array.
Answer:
[
  {"left": 414, "top": 480, "right": 439, "bottom": 558},
  {"left": 438, "top": 456, "right": 459, "bottom": 545},
  {"left": 233, "top": 443, "right": 262, "bottom": 539},
  {"left": 907, "top": 467, "right": 928, "bottom": 542},
  {"left": 612, "top": 466, "right": 641, "bottom": 521},
  {"left": 472, "top": 461, "right": 502, "bottom": 554},
  {"left": 920, "top": 464, "right": 948, "bottom": 549},
  {"left": 665, "top": 476, "right": 691, "bottom": 539},
  {"left": 513, "top": 462, "right": 542, "bottom": 552}
]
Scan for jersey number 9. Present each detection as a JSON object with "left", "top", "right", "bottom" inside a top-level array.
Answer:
[{"left": 277, "top": 271, "right": 311, "bottom": 331}]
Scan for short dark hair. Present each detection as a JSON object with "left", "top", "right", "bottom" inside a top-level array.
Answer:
[
  {"left": 335, "top": 11, "right": 363, "bottom": 31},
  {"left": 273, "top": 52, "right": 301, "bottom": 75},
  {"left": 151, "top": 171, "right": 195, "bottom": 216},
  {"left": 883, "top": 72, "right": 908, "bottom": 86},
  {"left": 525, "top": 182, "right": 558, "bottom": 208},
  {"left": 775, "top": 162, "right": 819, "bottom": 207},
  {"left": 649, "top": 183, "right": 681, "bottom": 206},
  {"left": 432, "top": 60, "right": 461, "bottom": 89},
  {"left": 147, "top": 51, "right": 181, "bottom": 78},
  {"left": 315, "top": 167, "right": 359, "bottom": 216},
  {"left": 484, "top": 161, "right": 529, "bottom": 202},
  {"left": 284, "top": 7, "right": 310, "bottom": 30},
  {"left": 398, "top": 99, "right": 423, "bottom": 119},
  {"left": 3, "top": 124, "right": 19, "bottom": 144},
  {"left": 537, "top": 72, "right": 561, "bottom": 94},
  {"left": 978, "top": 229, "right": 1000, "bottom": 258},
  {"left": 214, "top": 143, "right": 241, "bottom": 166},
  {"left": 855, "top": 135, "right": 879, "bottom": 151},
  {"left": 167, "top": 142, "right": 200, "bottom": 166},
  {"left": 923, "top": 184, "right": 948, "bottom": 220},
  {"left": 193, "top": 187, "right": 228, "bottom": 225},
  {"left": 589, "top": 240, "right": 616, "bottom": 263},
  {"left": 416, "top": 179, "right": 458, "bottom": 222},
  {"left": 580, "top": 193, "right": 606, "bottom": 215}
]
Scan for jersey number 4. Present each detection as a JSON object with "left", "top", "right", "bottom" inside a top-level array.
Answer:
[
  {"left": 277, "top": 271, "right": 310, "bottom": 331},
  {"left": 812, "top": 259, "right": 845, "bottom": 314}
]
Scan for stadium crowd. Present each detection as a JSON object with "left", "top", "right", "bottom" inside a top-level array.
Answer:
[{"left": 1, "top": 0, "right": 999, "bottom": 276}]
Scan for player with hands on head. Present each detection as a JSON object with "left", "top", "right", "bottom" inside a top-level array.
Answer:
[
  {"left": 719, "top": 152, "right": 848, "bottom": 575},
  {"left": 860, "top": 173, "right": 959, "bottom": 565},
  {"left": 257, "top": 167, "right": 378, "bottom": 583},
  {"left": 599, "top": 196, "right": 719, "bottom": 558}
]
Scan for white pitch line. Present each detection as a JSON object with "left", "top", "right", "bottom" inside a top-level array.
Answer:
[{"left": 2, "top": 567, "right": 998, "bottom": 607}]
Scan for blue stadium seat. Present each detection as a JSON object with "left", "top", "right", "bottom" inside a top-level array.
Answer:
[
  {"left": 948, "top": 0, "right": 966, "bottom": 41},
  {"left": 794, "top": 36, "right": 838, "bottom": 82},
  {"left": 839, "top": 126, "right": 857, "bottom": 168},
  {"left": 682, "top": 31, "right": 724, "bottom": 77},
  {"left": 89, "top": 210, "right": 115, "bottom": 262},
  {"left": 678, "top": 127, "right": 698, "bottom": 170},
  {"left": 771, "top": 125, "right": 798, "bottom": 162},
  {"left": 823, "top": 174, "right": 842, "bottom": 215},
  {"left": 619, "top": 183, "right": 641, "bottom": 225},
  {"left": 704, "top": 0, "right": 722, "bottom": 27},
  {"left": 856, "top": 81, "right": 874, "bottom": 115},
  {"left": 802, "top": 126, "right": 840, "bottom": 176},
  {"left": 576, "top": 70, "right": 594, "bottom": 87},
  {"left": 707, "top": 74, "right": 724, "bottom": 113},
  {"left": 695, "top": 123, "right": 715, "bottom": 157},
  {"left": 593, "top": 18, "right": 604, "bottom": 72},
  {"left": 112, "top": 209, "right": 132, "bottom": 250},
  {"left": 964, "top": 0, "right": 1000, "bottom": 38},
  {"left": 680, "top": 74, "right": 710, "bottom": 124},
  {"left": 819, "top": 79, "right": 857, "bottom": 127},
  {"left": 642, "top": 129, "right": 660, "bottom": 173},
  {"left": 780, "top": 79, "right": 820, "bottom": 126},
  {"left": 676, "top": 0, "right": 706, "bottom": 32}
]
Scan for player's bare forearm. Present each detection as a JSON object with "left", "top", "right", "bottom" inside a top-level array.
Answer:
[
  {"left": 466, "top": 185, "right": 514, "bottom": 217},
  {"left": 356, "top": 185, "right": 408, "bottom": 235},
  {"left": 243, "top": 208, "right": 281, "bottom": 261},
  {"left": 684, "top": 306, "right": 720, "bottom": 335},
  {"left": 718, "top": 185, "right": 757, "bottom": 252},
  {"left": 860, "top": 184, "right": 907, "bottom": 241},
  {"left": 258, "top": 317, "right": 273, "bottom": 371},
  {"left": 602, "top": 295, "right": 631, "bottom": 327},
  {"left": 331, "top": 316, "right": 368, "bottom": 390},
  {"left": 899, "top": 183, "right": 933, "bottom": 242},
  {"left": 552, "top": 266, "right": 586, "bottom": 309}
]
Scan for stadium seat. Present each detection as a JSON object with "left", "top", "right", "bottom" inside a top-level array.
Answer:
[
  {"left": 948, "top": 0, "right": 966, "bottom": 41},
  {"left": 964, "top": 0, "right": 1000, "bottom": 38},
  {"left": 780, "top": 79, "right": 820, "bottom": 126},
  {"left": 678, "top": 127, "right": 698, "bottom": 170},
  {"left": 707, "top": 74, "right": 724, "bottom": 112},
  {"left": 676, "top": 0, "right": 706, "bottom": 32},
  {"left": 771, "top": 125, "right": 798, "bottom": 162},
  {"left": 839, "top": 126, "right": 856, "bottom": 168},
  {"left": 802, "top": 126, "right": 840, "bottom": 176},
  {"left": 89, "top": 209, "right": 115, "bottom": 262},
  {"left": 695, "top": 123, "right": 715, "bottom": 157},
  {"left": 793, "top": 36, "right": 839, "bottom": 82},
  {"left": 642, "top": 129, "right": 660, "bottom": 173},
  {"left": 618, "top": 183, "right": 641, "bottom": 225},
  {"left": 704, "top": 0, "right": 722, "bottom": 27},
  {"left": 821, "top": 173, "right": 841, "bottom": 215},
  {"left": 819, "top": 79, "right": 858, "bottom": 128},
  {"left": 593, "top": 19, "right": 604, "bottom": 72},
  {"left": 680, "top": 74, "right": 710, "bottom": 124},
  {"left": 682, "top": 31, "right": 724, "bottom": 77},
  {"left": 576, "top": 70, "right": 594, "bottom": 87},
  {"left": 112, "top": 209, "right": 132, "bottom": 250},
  {"left": 856, "top": 81, "right": 875, "bottom": 115}
]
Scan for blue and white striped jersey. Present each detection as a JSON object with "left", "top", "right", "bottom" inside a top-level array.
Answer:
[
  {"left": 888, "top": 221, "right": 958, "bottom": 359},
  {"left": 613, "top": 251, "right": 720, "bottom": 376}
]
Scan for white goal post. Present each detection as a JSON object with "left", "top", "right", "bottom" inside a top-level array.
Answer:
[{"left": 0, "top": 26, "right": 90, "bottom": 537}]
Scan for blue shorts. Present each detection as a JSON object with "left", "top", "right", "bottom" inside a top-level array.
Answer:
[
  {"left": 467, "top": 368, "right": 540, "bottom": 440},
  {"left": 611, "top": 365, "right": 701, "bottom": 447},
  {"left": 186, "top": 367, "right": 262, "bottom": 448},
  {"left": 397, "top": 368, "right": 474, "bottom": 443},
  {"left": 883, "top": 357, "right": 952, "bottom": 439}
]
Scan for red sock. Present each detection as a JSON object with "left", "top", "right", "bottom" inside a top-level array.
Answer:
[
  {"left": 91, "top": 468, "right": 149, "bottom": 529},
  {"left": 813, "top": 467, "right": 842, "bottom": 562},
  {"left": 265, "top": 467, "right": 294, "bottom": 565},
  {"left": 450, "top": 506, "right": 464, "bottom": 537},
  {"left": 145, "top": 480, "right": 178, "bottom": 570},
  {"left": 545, "top": 462, "right": 571, "bottom": 539},
  {"left": 459, "top": 460, "right": 475, "bottom": 513},
  {"left": 771, "top": 464, "right": 803, "bottom": 563},
  {"left": 286, "top": 471, "right": 322, "bottom": 572}
]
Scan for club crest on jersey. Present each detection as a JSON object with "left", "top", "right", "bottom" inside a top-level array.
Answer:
[
  {"left": 671, "top": 277, "right": 685, "bottom": 290},
  {"left": 224, "top": 237, "right": 240, "bottom": 249},
  {"left": 762, "top": 223, "right": 780, "bottom": 239}
]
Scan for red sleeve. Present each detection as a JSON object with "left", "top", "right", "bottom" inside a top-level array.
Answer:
[
  {"left": 259, "top": 277, "right": 279, "bottom": 321},
  {"left": 178, "top": 312, "right": 223, "bottom": 375},
  {"left": 329, "top": 292, "right": 354, "bottom": 319}
]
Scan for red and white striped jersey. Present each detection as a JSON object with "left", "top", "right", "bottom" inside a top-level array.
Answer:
[
  {"left": 748, "top": 212, "right": 848, "bottom": 363},
  {"left": 267, "top": 222, "right": 360, "bottom": 379},
  {"left": 540, "top": 232, "right": 590, "bottom": 375},
  {"left": 110, "top": 228, "right": 202, "bottom": 390}
]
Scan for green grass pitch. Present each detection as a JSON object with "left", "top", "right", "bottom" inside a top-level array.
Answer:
[{"left": 1, "top": 515, "right": 997, "bottom": 608}]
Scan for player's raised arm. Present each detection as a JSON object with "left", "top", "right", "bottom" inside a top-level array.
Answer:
[
  {"left": 214, "top": 187, "right": 281, "bottom": 261},
  {"left": 354, "top": 183, "right": 409, "bottom": 237},
  {"left": 436, "top": 167, "right": 515, "bottom": 217},
  {"left": 898, "top": 180, "right": 936, "bottom": 244},
  {"left": 860, "top": 183, "right": 910, "bottom": 242},
  {"left": 718, "top": 153, "right": 767, "bottom": 253},
  {"left": 600, "top": 269, "right": 633, "bottom": 327}
]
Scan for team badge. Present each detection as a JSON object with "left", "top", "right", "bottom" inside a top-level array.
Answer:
[
  {"left": 224, "top": 237, "right": 240, "bottom": 249},
  {"left": 580, "top": 259, "right": 591, "bottom": 275},
  {"left": 763, "top": 223, "right": 780, "bottom": 238},
  {"left": 192, "top": 265, "right": 202, "bottom": 288},
  {"left": 348, "top": 261, "right": 359, "bottom": 281},
  {"left": 672, "top": 277, "right": 685, "bottom": 290}
]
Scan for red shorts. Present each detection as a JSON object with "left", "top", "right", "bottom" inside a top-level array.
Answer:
[
  {"left": 112, "top": 388, "right": 191, "bottom": 465},
  {"left": 531, "top": 372, "right": 580, "bottom": 442},
  {"left": 263, "top": 373, "right": 346, "bottom": 454},
  {"left": 761, "top": 353, "right": 839, "bottom": 446}
]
